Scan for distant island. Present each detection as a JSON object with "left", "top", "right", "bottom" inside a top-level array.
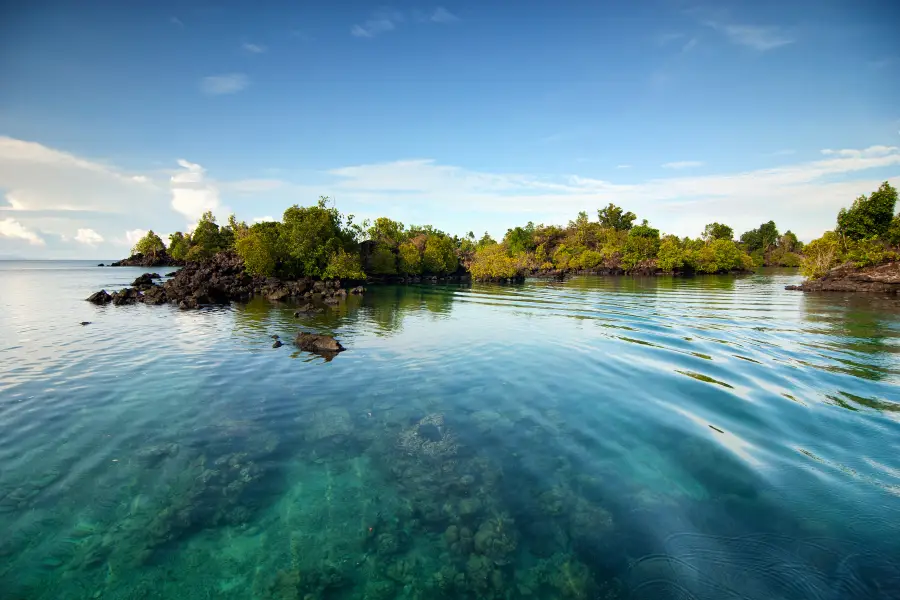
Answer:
[{"left": 100, "top": 182, "right": 898, "bottom": 302}]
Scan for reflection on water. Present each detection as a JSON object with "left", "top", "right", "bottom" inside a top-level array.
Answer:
[{"left": 1, "top": 263, "right": 899, "bottom": 599}]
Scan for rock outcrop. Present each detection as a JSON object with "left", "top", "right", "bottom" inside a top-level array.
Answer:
[
  {"left": 110, "top": 250, "right": 184, "bottom": 267},
  {"left": 786, "top": 261, "right": 900, "bottom": 293},
  {"left": 86, "top": 251, "right": 363, "bottom": 310},
  {"left": 294, "top": 332, "right": 345, "bottom": 357}
]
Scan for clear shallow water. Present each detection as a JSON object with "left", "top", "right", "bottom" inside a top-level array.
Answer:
[{"left": 1, "top": 261, "right": 899, "bottom": 599}]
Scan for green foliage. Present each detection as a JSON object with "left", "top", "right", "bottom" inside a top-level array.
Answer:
[
  {"left": 779, "top": 231, "right": 802, "bottom": 252},
  {"left": 422, "top": 234, "right": 458, "bottom": 274},
  {"left": 280, "top": 197, "right": 352, "bottom": 278},
  {"left": 702, "top": 222, "right": 734, "bottom": 242},
  {"left": 504, "top": 222, "right": 536, "bottom": 254},
  {"left": 889, "top": 215, "right": 900, "bottom": 246},
  {"left": 167, "top": 232, "right": 190, "bottom": 261},
  {"left": 836, "top": 181, "right": 898, "bottom": 241},
  {"left": 845, "top": 238, "right": 895, "bottom": 268},
  {"left": 597, "top": 203, "right": 636, "bottom": 231},
  {"left": 235, "top": 222, "right": 282, "bottom": 276},
  {"left": 740, "top": 220, "right": 780, "bottom": 252},
  {"left": 191, "top": 211, "right": 227, "bottom": 259},
  {"left": 469, "top": 244, "right": 521, "bottom": 280},
  {"left": 657, "top": 235, "right": 685, "bottom": 272},
  {"left": 572, "top": 249, "right": 603, "bottom": 270},
  {"left": 369, "top": 244, "right": 398, "bottom": 275},
  {"left": 368, "top": 217, "right": 406, "bottom": 247},
  {"left": 689, "top": 239, "right": 750, "bottom": 273},
  {"left": 323, "top": 248, "right": 365, "bottom": 280},
  {"left": 800, "top": 231, "right": 842, "bottom": 279},
  {"left": 228, "top": 214, "right": 249, "bottom": 242},
  {"left": 398, "top": 241, "right": 423, "bottom": 275},
  {"left": 476, "top": 232, "right": 496, "bottom": 249},
  {"left": 621, "top": 220, "right": 660, "bottom": 270},
  {"left": 132, "top": 230, "right": 166, "bottom": 256}
]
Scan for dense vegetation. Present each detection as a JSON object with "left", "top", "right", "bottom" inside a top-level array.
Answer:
[
  {"left": 800, "top": 182, "right": 899, "bottom": 278},
  {"left": 128, "top": 183, "right": 900, "bottom": 282}
]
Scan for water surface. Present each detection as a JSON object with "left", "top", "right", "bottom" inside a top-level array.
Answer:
[{"left": 1, "top": 261, "right": 899, "bottom": 599}]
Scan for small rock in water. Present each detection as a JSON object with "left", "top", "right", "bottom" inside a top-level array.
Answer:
[
  {"left": 271, "top": 334, "right": 280, "bottom": 340},
  {"left": 294, "top": 332, "right": 345, "bottom": 357},
  {"left": 272, "top": 340, "right": 283, "bottom": 348},
  {"left": 79, "top": 321, "right": 92, "bottom": 326},
  {"left": 97, "top": 263, "right": 104, "bottom": 267}
]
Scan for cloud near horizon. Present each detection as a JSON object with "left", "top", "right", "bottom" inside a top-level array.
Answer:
[
  {"left": 0, "top": 135, "right": 898, "bottom": 257},
  {"left": 200, "top": 74, "right": 249, "bottom": 95}
]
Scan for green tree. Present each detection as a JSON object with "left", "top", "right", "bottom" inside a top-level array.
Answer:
[
  {"left": 398, "top": 241, "right": 423, "bottom": 275},
  {"left": 167, "top": 232, "right": 191, "bottom": 260},
  {"left": 369, "top": 244, "right": 398, "bottom": 275},
  {"left": 801, "top": 232, "right": 843, "bottom": 279},
  {"left": 888, "top": 215, "right": 900, "bottom": 246},
  {"left": 235, "top": 222, "right": 283, "bottom": 276},
  {"left": 597, "top": 203, "right": 636, "bottom": 231},
  {"left": 191, "top": 211, "right": 226, "bottom": 259},
  {"left": 702, "top": 222, "right": 734, "bottom": 242},
  {"left": 476, "top": 232, "right": 496, "bottom": 249},
  {"left": 368, "top": 217, "right": 406, "bottom": 247},
  {"left": 504, "top": 222, "right": 536, "bottom": 254},
  {"left": 657, "top": 235, "right": 685, "bottom": 272},
  {"left": 422, "top": 234, "right": 458, "bottom": 274},
  {"left": 621, "top": 220, "right": 660, "bottom": 270},
  {"left": 740, "top": 221, "right": 780, "bottom": 253},
  {"left": 469, "top": 243, "right": 521, "bottom": 280},
  {"left": 323, "top": 248, "right": 365, "bottom": 280},
  {"left": 779, "top": 230, "right": 802, "bottom": 252},
  {"left": 836, "top": 181, "right": 898, "bottom": 241},
  {"left": 280, "top": 197, "right": 352, "bottom": 277},
  {"left": 132, "top": 230, "right": 166, "bottom": 256}
]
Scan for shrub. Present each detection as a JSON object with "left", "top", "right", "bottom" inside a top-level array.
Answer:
[
  {"left": 398, "top": 241, "right": 423, "bottom": 275},
  {"left": 235, "top": 222, "right": 282, "bottom": 276},
  {"left": 800, "top": 232, "right": 842, "bottom": 279},
  {"left": 836, "top": 181, "right": 897, "bottom": 241},
  {"left": 845, "top": 238, "right": 894, "bottom": 268},
  {"left": 621, "top": 221, "right": 660, "bottom": 270},
  {"left": 656, "top": 235, "right": 685, "bottom": 272},
  {"left": 323, "top": 249, "right": 365, "bottom": 280},
  {"left": 422, "top": 234, "right": 458, "bottom": 274},
  {"left": 574, "top": 249, "right": 604, "bottom": 270},
  {"left": 469, "top": 244, "right": 521, "bottom": 279},
  {"left": 369, "top": 244, "right": 397, "bottom": 275},
  {"left": 132, "top": 230, "right": 166, "bottom": 256}
]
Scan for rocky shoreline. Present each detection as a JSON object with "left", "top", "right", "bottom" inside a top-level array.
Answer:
[
  {"left": 785, "top": 261, "right": 900, "bottom": 293},
  {"left": 87, "top": 252, "right": 364, "bottom": 310}
]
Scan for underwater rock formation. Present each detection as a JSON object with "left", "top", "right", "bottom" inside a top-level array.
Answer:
[{"left": 396, "top": 414, "right": 459, "bottom": 460}]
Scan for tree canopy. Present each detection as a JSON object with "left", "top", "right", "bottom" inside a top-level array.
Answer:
[{"left": 132, "top": 230, "right": 166, "bottom": 256}]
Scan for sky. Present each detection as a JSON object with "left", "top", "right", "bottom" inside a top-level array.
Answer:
[{"left": 0, "top": 0, "right": 899, "bottom": 258}]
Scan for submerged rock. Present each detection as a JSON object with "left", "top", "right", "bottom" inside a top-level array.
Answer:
[
  {"left": 86, "top": 290, "right": 112, "bottom": 305},
  {"left": 132, "top": 273, "right": 161, "bottom": 288},
  {"left": 294, "top": 303, "right": 324, "bottom": 316},
  {"left": 272, "top": 340, "right": 283, "bottom": 348},
  {"left": 294, "top": 332, "right": 345, "bottom": 356}
]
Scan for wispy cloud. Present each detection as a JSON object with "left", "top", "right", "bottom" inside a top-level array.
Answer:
[
  {"left": 657, "top": 32, "right": 685, "bottom": 46},
  {"left": 0, "top": 218, "right": 44, "bottom": 246},
  {"left": 662, "top": 160, "right": 704, "bottom": 169},
  {"left": 351, "top": 9, "right": 404, "bottom": 38},
  {"left": 353, "top": 7, "right": 459, "bottom": 37},
  {"left": 74, "top": 228, "right": 103, "bottom": 246},
  {"left": 427, "top": 7, "right": 459, "bottom": 23},
  {"left": 821, "top": 146, "right": 897, "bottom": 158},
  {"left": 170, "top": 16, "right": 184, "bottom": 28},
  {"left": 707, "top": 22, "right": 794, "bottom": 51},
  {"left": 200, "top": 73, "right": 249, "bottom": 95},
  {"left": 682, "top": 37, "right": 698, "bottom": 52},
  {"left": 616, "top": 164, "right": 632, "bottom": 169},
  {"left": 241, "top": 42, "right": 266, "bottom": 54}
]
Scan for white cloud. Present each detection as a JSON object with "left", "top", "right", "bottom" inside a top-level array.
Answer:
[
  {"left": 0, "top": 218, "right": 44, "bottom": 246},
  {"left": 242, "top": 42, "right": 266, "bottom": 54},
  {"left": 615, "top": 164, "right": 632, "bottom": 169},
  {"left": 74, "top": 228, "right": 103, "bottom": 246},
  {"left": 170, "top": 159, "right": 221, "bottom": 221},
  {"left": 326, "top": 146, "right": 900, "bottom": 242},
  {"left": 429, "top": 8, "right": 459, "bottom": 23},
  {"left": 253, "top": 216, "right": 275, "bottom": 223},
  {"left": 200, "top": 73, "right": 249, "bottom": 95},
  {"left": 0, "top": 136, "right": 166, "bottom": 214},
  {"left": 821, "top": 146, "right": 897, "bottom": 158},
  {"left": 351, "top": 9, "right": 403, "bottom": 37},
  {"left": 682, "top": 37, "right": 698, "bottom": 52},
  {"left": 708, "top": 22, "right": 794, "bottom": 51},
  {"left": 125, "top": 229, "right": 148, "bottom": 246},
  {"left": 662, "top": 160, "right": 704, "bottom": 169}
]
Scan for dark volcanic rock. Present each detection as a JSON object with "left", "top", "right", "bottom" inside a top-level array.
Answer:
[
  {"left": 112, "top": 287, "right": 141, "bottom": 306},
  {"left": 786, "top": 261, "right": 900, "bottom": 294},
  {"left": 272, "top": 340, "right": 283, "bottom": 348},
  {"left": 132, "top": 273, "right": 162, "bottom": 288},
  {"left": 294, "top": 332, "right": 345, "bottom": 357},
  {"left": 350, "top": 286, "right": 366, "bottom": 294},
  {"left": 86, "top": 290, "right": 112, "bottom": 305},
  {"left": 142, "top": 286, "right": 168, "bottom": 305},
  {"left": 111, "top": 250, "right": 183, "bottom": 267},
  {"left": 79, "top": 321, "right": 92, "bottom": 326},
  {"left": 293, "top": 303, "right": 323, "bottom": 316},
  {"left": 97, "top": 263, "right": 104, "bottom": 267}
]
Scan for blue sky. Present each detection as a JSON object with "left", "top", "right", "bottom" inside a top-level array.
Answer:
[{"left": 1, "top": 0, "right": 898, "bottom": 258}]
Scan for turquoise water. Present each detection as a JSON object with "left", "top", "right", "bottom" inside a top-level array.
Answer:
[{"left": 1, "top": 261, "right": 899, "bottom": 599}]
